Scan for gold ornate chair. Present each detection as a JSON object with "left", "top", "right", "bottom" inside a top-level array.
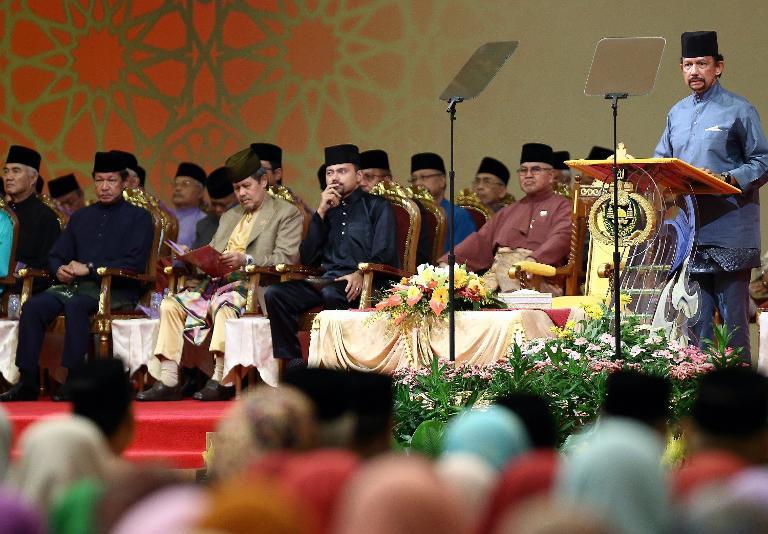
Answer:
[
  {"left": 457, "top": 188, "right": 494, "bottom": 230},
  {"left": 408, "top": 185, "right": 446, "bottom": 265}
]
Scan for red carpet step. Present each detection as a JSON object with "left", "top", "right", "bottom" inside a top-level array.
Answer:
[{"left": 4, "top": 400, "right": 232, "bottom": 469}]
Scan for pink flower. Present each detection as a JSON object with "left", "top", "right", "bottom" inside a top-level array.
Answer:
[{"left": 429, "top": 298, "right": 446, "bottom": 316}]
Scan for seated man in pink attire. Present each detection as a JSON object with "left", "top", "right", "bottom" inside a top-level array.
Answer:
[{"left": 439, "top": 143, "right": 571, "bottom": 293}]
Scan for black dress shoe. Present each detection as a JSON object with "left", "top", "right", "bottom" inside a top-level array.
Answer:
[
  {"left": 285, "top": 358, "right": 307, "bottom": 372},
  {"left": 0, "top": 382, "right": 39, "bottom": 402},
  {"left": 192, "top": 379, "right": 235, "bottom": 401},
  {"left": 135, "top": 381, "right": 182, "bottom": 401},
  {"left": 51, "top": 388, "right": 71, "bottom": 402}
]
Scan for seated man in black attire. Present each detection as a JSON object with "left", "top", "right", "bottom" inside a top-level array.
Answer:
[
  {"left": 264, "top": 144, "right": 398, "bottom": 369},
  {"left": 0, "top": 151, "right": 154, "bottom": 402}
]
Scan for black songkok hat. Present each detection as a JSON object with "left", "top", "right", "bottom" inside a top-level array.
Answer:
[
  {"left": 225, "top": 146, "right": 262, "bottom": 183},
  {"left": 110, "top": 150, "right": 138, "bottom": 173},
  {"left": 206, "top": 167, "right": 234, "bottom": 199},
  {"left": 681, "top": 31, "right": 719, "bottom": 58},
  {"left": 93, "top": 151, "right": 129, "bottom": 174},
  {"left": 692, "top": 368, "right": 768, "bottom": 437},
  {"left": 282, "top": 368, "right": 351, "bottom": 422},
  {"left": 325, "top": 144, "right": 360, "bottom": 167},
  {"left": 586, "top": 146, "right": 614, "bottom": 160},
  {"left": 317, "top": 164, "right": 327, "bottom": 190},
  {"left": 69, "top": 359, "right": 133, "bottom": 437},
  {"left": 476, "top": 156, "right": 510, "bottom": 185},
  {"left": 411, "top": 152, "right": 445, "bottom": 174},
  {"left": 175, "top": 162, "right": 206, "bottom": 186},
  {"left": 603, "top": 370, "right": 671, "bottom": 426},
  {"left": 48, "top": 173, "right": 80, "bottom": 198},
  {"left": 5, "top": 145, "right": 41, "bottom": 171},
  {"left": 36, "top": 176, "right": 44, "bottom": 194},
  {"left": 136, "top": 166, "right": 146, "bottom": 187},
  {"left": 251, "top": 143, "right": 282, "bottom": 167},
  {"left": 552, "top": 151, "right": 571, "bottom": 171},
  {"left": 360, "top": 149, "right": 390, "bottom": 171},
  {"left": 520, "top": 143, "right": 554, "bottom": 165}
]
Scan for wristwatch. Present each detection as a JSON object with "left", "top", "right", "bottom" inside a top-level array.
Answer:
[
  {"left": 720, "top": 171, "right": 734, "bottom": 185},
  {"left": 245, "top": 254, "right": 255, "bottom": 266},
  {"left": 87, "top": 262, "right": 96, "bottom": 276}
]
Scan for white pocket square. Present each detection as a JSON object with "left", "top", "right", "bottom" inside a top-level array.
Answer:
[{"left": 705, "top": 125, "right": 724, "bottom": 132}]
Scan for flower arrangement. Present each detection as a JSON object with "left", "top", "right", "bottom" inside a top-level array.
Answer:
[
  {"left": 392, "top": 302, "right": 744, "bottom": 449},
  {"left": 373, "top": 264, "right": 501, "bottom": 326}
]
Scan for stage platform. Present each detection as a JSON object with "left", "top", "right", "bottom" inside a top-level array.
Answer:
[{"left": 4, "top": 400, "right": 231, "bottom": 469}]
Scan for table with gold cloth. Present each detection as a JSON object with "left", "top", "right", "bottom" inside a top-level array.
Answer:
[{"left": 308, "top": 308, "right": 586, "bottom": 372}]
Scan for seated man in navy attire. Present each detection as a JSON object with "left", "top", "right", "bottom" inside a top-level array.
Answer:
[
  {"left": 264, "top": 144, "right": 398, "bottom": 370},
  {"left": 0, "top": 151, "right": 154, "bottom": 402}
]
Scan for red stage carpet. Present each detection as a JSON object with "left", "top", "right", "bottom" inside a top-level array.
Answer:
[{"left": 4, "top": 400, "right": 232, "bottom": 469}]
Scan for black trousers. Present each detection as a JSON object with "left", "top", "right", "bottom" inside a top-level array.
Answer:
[
  {"left": 16, "top": 291, "right": 98, "bottom": 372},
  {"left": 264, "top": 280, "right": 356, "bottom": 360}
]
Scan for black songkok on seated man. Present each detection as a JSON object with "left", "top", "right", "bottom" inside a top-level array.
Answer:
[
  {"left": 175, "top": 162, "right": 207, "bottom": 186},
  {"left": 692, "top": 367, "right": 768, "bottom": 437},
  {"left": 520, "top": 143, "right": 554, "bottom": 165},
  {"left": 136, "top": 166, "right": 146, "bottom": 188},
  {"left": 586, "top": 146, "right": 613, "bottom": 160},
  {"left": 360, "top": 149, "right": 390, "bottom": 171},
  {"left": 411, "top": 152, "right": 445, "bottom": 174},
  {"left": 317, "top": 164, "right": 327, "bottom": 191},
  {"left": 48, "top": 173, "right": 80, "bottom": 199},
  {"left": 325, "top": 143, "right": 361, "bottom": 167},
  {"left": 69, "top": 359, "right": 134, "bottom": 453},
  {"left": 681, "top": 30, "right": 719, "bottom": 58},
  {"left": 552, "top": 151, "right": 571, "bottom": 171},
  {"left": 477, "top": 156, "right": 510, "bottom": 185},
  {"left": 603, "top": 370, "right": 671, "bottom": 431},
  {"left": 206, "top": 167, "right": 234, "bottom": 199},
  {"left": 6, "top": 144, "right": 41, "bottom": 171},
  {"left": 192, "top": 167, "right": 235, "bottom": 249},
  {"left": 251, "top": 142, "right": 282, "bottom": 168}
]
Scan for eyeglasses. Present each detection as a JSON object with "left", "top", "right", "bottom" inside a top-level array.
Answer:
[
  {"left": 516, "top": 166, "right": 553, "bottom": 176},
  {"left": 473, "top": 176, "right": 505, "bottom": 187},
  {"left": 409, "top": 173, "right": 443, "bottom": 183}
]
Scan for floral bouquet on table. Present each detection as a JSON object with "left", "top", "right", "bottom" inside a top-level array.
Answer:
[{"left": 372, "top": 264, "right": 503, "bottom": 327}]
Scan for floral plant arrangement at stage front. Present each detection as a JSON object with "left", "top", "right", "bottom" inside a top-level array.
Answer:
[
  {"left": 392, "top": 301, "right": 744, "bottom": 450},
  {"left": 372, "top": 264, "right": 502, "bottom": 328}
]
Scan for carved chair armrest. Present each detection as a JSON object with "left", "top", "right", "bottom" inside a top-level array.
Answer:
[
  {"left": 17, "top": 268, "right": 53, "bottom": 308},
  {"left": 358, "top": 263, "right": 413, "bottom": 309},
  {"left": 275, "top": 264, "right": 323, "bottom": 282},
  {"left": 96, "top": 267, "right": 153, "bottom": 283},
  {"left": 242, "top": 265, "right": 284, "bottom": 314}
]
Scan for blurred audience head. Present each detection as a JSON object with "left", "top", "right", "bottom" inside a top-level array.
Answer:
[
  {"left": 0, "top": 406, "right": 11, "bottom": 480},
  {"left": 347, "top": 370, "right": 394, "bottom": 457},
  {"left": 0, "top": 488, "right": 45, "bottom": 534},
  {"left": 496, "top": 392, "right": 558, "bottom": 448},
  {"left": 603, "top": 370, "right": 671, "bottom": 435},
  {"left": 112, "top": 484, "right": 210, "bottom": 534}
]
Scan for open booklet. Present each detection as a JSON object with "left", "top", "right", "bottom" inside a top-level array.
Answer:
[{"left": 165, "top": 240, "right": 235, "bottom": 279}]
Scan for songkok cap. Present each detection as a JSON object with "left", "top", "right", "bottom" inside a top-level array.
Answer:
[
  {"left": 586, "top": 146, "right": 613, "bottom": 160},
  {"left": 5, "top": 145, "right": 41, "bottom": 171},
  {"left": 206, "top": 167, "right": 234, "bottom": 199},
  {"left": 136, "top": 166, "right": 146, "bottom": 187},
  {"left": 36, "top": 176, "right": 44, "bottom": 194},
  {"left": 175, "top": 162, "right": 207, "bottom": 186},
  {"left": 520, "top": 143, "right": 554, "bottom": 165},
  {"left": 552, "top": 151, "right": 571, "bottom": 171},
  {"left": 48, "top": 173, "right": 80, "bottom": 198},
  {"left": 317, "top": 164, "right": 327, "bottom": 190},
  {"left": 93, "top": 151, "right": 130, "bottom": 174},
  {"left": 476, "top": 156, "right": 510, "bottom": 185},
  {"left": 110, "top": 150, "right": 138, "bottom": 173},
  {"left": 69, "top": 359, "right": 133, "bottom": 436},
  {"left": 682, "top": 31, "right": 719, "bottom": 58},
  {"left": 360, "top": 149, "right": 390, "bottom": 171},
  {"left": 251, "top": 143, "right": 282, "bottom": 167},
  {"left": 411, "top": 152, "right": 445, "bottom": 174},
  {"left": 325, "top": 144, "right": 361, "bottom": 167},
  {"left": 692, "top": 368, "right": 768, "bottom": 437},
  {"left": 225, "top": 145, "right": 263, "bottom": 183}
]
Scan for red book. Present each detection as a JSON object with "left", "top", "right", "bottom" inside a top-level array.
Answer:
[{"left": 178, "top": 245, "right": 234, "bottom": 278}]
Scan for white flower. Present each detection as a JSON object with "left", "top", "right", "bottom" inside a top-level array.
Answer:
[
  {"left": 573, "top": 337, "right": 588, "bottom": 346},
  {"left": 630, "top": 346, "right": 643, "bottom": 357},
  {"left": 598, "top": 333, "right": 616, "bottom": 346}
]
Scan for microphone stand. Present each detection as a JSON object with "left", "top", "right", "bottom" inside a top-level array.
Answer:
[{"left": 446, "top": 96, "right": 463, "bottom": 362}]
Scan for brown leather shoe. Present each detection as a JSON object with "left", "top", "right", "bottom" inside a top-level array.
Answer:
[
  {"left": 136, "top": 381, "right": 182, "bottom": 401},
  {"left": 192, "top": 379, "right": 235, "bottom": 401}
]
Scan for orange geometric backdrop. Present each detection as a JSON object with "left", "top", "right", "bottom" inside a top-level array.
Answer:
[{"left": 1, "top": 0, "right": 484, "bottom": 205}]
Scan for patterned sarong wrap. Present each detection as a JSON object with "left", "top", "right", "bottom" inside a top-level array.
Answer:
[{"left": 173, "top": 271, "right": 248, "bottom": 345}]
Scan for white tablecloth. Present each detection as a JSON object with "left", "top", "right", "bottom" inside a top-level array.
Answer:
[
  {"left": 759, "top": 312, "right": 768, "bottom": 375},
  {"left": 0, "top": 320, "right": 20, "bottom": 384},
  {"left": 112, "top": 317, "right": 279, "bottom": 387}
]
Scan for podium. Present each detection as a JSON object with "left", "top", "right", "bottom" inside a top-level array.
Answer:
[{"left": 565, "top": 145, "right": 739, "bottom": 344}]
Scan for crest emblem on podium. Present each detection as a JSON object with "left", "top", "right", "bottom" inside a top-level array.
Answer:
[{"left": 588, "top": 177, "right": 656, "bottom": 247}]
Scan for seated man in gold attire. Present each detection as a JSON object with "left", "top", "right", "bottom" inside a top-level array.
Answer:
[{"left": 139, "top": 145, "right": 303, "bottom": 401}]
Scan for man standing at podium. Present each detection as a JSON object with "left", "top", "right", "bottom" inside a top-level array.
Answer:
[{"left": 654, "top": 31, "right": 768, "bottom": 362}]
